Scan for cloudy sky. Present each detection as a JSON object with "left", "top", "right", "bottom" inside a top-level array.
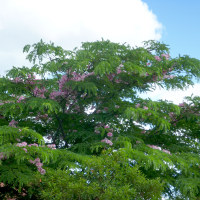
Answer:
[{"left": 0, "top": 0, "right": 200, "bottom": 103}]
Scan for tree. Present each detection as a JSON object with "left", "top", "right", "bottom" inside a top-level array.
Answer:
[{"left": 0, "top": 39, "right": 200, "bottom": 199}]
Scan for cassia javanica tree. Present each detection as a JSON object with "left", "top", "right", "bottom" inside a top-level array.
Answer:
[{"left": 0, "top": 39, "right": 200, "bottom": 199}]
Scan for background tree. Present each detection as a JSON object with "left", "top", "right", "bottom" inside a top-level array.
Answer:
[{"left": 0, "top": 39, "right": 200, "bottom": 199}]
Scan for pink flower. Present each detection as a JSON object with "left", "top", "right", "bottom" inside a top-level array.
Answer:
[
  {"left": 59, "top": 75, "right": 68, "bottom": 91},
  {"left": 154, "top": 56, "right": 162, "bottom": 61},
  {"left": 29, "top": 157, "right": 46, "bottom": 175},
  {"left": 147, "top": 145, "right": 161, "bottom": 150},
  {"left": 115, "top": 105, "right": 120, "bottom": 109},
  {"left": 36, "top": 162, "right": 43, "bottom": 167},
  {"left": 47, "top": 144, "right": 56, "bottom": 149},
  {"left": 107, "top": 132, "right": 113, "bottom": 137},
  {"left": 162, "top": 149, "right": 171, "bottom": 154},
  {"left": 136, "top": 141, "right": 141, "bottom": 144},
  {"left": 179, "top": 103, "right": 185, "bottom": 107},
  {"left": 9, "top": 120, "right": 18, "bottom": 127},
  {"left": 169, "top": 112, "right": 174, "bottom": 118},
  {"left": 135, "top": 103, "right": 140, "bottom": 108},
  {"left": 13, "top": 77, "right": 23, "bottom": 83},
  {"left": 29, "top": 159, "right": 35, "bottom": 164},
  {"left": 27, "top": 74, "right": 32, "bottom": 79},
  {"left": 33, "top": 87, "right": 47, "bottom": 98},
  {"left": 161, "top": 54, "right": 170, "bottom": 60},
  {"left": 50, "top": 91, "right": 66, "bottom": 100},
  {"left": 146, "top": 62, "right": 151, "bottom": 66},
  {"left": 17, "top": 96, "right": 25, "bottom": 103},
  {"left": 104, "top": 125, "right": 109, "bottom": 129},
  {"left": 143, "top": 106, "right": 148, "bottom": 110},
  {"left": 16, "top": 142, "right": 27, "bottom": 147},
  {"left": 115, "top": 79, "right": 121, "bottom": 83},
  {"left": 116, "top": 68, "right": 122, "bottom": 74},
  {"left": 23, "top": 148, "right": 27, "bottom": 153},
  {"left": 163, "top": 75, "right": 175, "bottom": 79},
  {"left": 107, "top": 73, "right": 115, "bottom": 81},
  {"left": 101, "top": 137, "right": 113, "bottom": 146},
  {"left": 28, "top": 143, "right": 38, "bottom": 147},
  {"left": 34, "top": 158, "right": 41, "bottom": 163},
  {"left": 38, "top": 167, "right": 46, "bottom": 175},
  {"left": 0, "top": 153, "right": 4, "bottom": 160}
]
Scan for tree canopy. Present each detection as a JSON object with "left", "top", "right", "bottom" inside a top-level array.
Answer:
[{"left": 0, "top": 39, "right": 200, "bottom": 199}]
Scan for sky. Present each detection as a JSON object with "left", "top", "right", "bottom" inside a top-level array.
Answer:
[{"left": 0, "top": 0, "right": 199, "bottom": 103}]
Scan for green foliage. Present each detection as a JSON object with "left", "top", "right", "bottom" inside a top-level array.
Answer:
[
  {"left": 0, "top": 39, "right": 200, "bottom": 199},
  {"left": 40, "top": 149, "right": 163, "bottom": 200}
]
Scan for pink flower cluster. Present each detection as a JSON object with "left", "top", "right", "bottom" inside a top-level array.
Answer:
[
  {"left": 28, "top": 143, "right": 39, "bottom": 147},
  {"left": 135, "top": 103, "right": 140, "bottom": 108},
  {"left": 59, "top": 71, "right": 94, "bottom": 91},
  {"left": 27, "top": 74, "right": 36, "bottom": 80},
  {"left": 163, "top": 75, "right": 175, "bottom": 79},
  {"left": 29, "top": 158, "right": 46, "bottom": 175},
  {"left": 35, "top": 113, "right": 49, "bottom": 121},
  {"left": 162, "top": 149, "right": 171, "bottom": 154},
  {"left": 47, "top": 144, "right": 56, "bottom": 149},
  {"left": 147, "top": 145, "right": 171, "bottom": 154},
  {"left": 26, "top": 74, "right": 37, "bottom": 85},
  {"left": 17, "top": 96, "right": 25, "bottom": 103},
  {"left": 154, "top": 54, "right": 170, "bottom": 61},
  {"left": 161, "top": 54, "right": 170, "bottom": 60},
  {"left": 9, "top": 120, "right": 18, "bottom": 128},
  {"left": 143, "top": 106, "right": 148, "bottom": 110},
  {"left": 0, "top": 152, "right": 6, "bottom": 160},
  {"left": 50, "top": 91, "right": 66, "bottom": 100},
  {"left": 104, "top": 125, "right": 109, "bottom": 129},
  {"left": 59, "top": 75, "right": 68, "bottom": 91},
  {"left": 71, "top": 71, "right": 94, "bottom": 82},
  {"left": 16, "top": 142, "right": 27, "bottom": 147},
  {"left": 154, "top": 56, "right": 162, "bottom": 61},
  {"left": 178, "top": 102, "right": 185, "bottom": 107},
  {"left": 13, "top": 77, "right": 23, "bottom": 83},
  {"left": 94, "top": 127, "right": 100, "bottom": 134},
  {"left": 107, "top": 132, "right": 113, "bottom": 137},
  {"left": 101, "top": 137, "right": 113, "bottom": 146},
  {"left": 33, "top": 87, "right": 47, "bottom": 98},
  {"left": 107, "top": 73, "right": 115, "bottom": 81},
  {"left": 169, "top": 112, "right": 174, "bottom": 118},
  {"left": 116, "top": 64, "right": 124, "bottom": 74},
  {"left": 147, "top": 145, "right": 161, "bottom": 150},
  {"left": 23, "top": 148, "right": 27, "bottom": 153}
]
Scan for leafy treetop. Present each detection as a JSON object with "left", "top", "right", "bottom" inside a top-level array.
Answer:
[{"left": 0, "top": 39, "right": 200, "bottom": 200}]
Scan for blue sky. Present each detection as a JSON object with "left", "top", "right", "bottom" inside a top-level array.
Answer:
[
  {"left": 144, "top": 0, "right": 200, "bottom": 59},
  {"left": 139, "top": 0, "right": 200, "bottom": 104}
]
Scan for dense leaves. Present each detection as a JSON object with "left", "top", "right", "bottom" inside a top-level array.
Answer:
[{"left": 0, "top": 39, "right": 200, "bottom": 199}]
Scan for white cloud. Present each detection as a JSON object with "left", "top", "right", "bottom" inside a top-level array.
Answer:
[
  {"left": 139, "top": 84, "right": 200, "bottom": 104},
  {"left": 5, "top": 0, "right": 162, "bottom": 45},
  {"left": 0, "top": 0, "right": 162, "bottom": 74}
]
